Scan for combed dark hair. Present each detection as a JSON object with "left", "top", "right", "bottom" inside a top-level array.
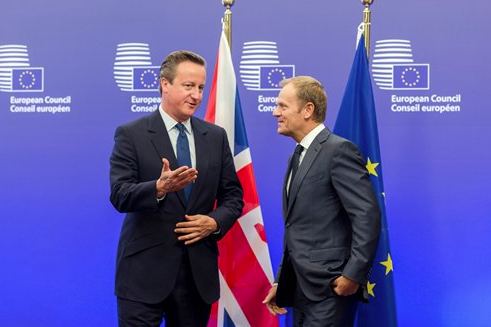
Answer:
[
  {"left": 159, "top": 50, "right": 206, "bottom": 94},
  {"left": 280, "top": 76, "right": 327, "bottom": 123}
]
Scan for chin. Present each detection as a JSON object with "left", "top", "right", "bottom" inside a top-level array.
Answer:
[{"left": 181, "top": 109, "right": 196, "bottom": 119}]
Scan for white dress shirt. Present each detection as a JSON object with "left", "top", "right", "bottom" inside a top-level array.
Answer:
[
  {"left": 287, "top": 123, "right": 326, "bottom": 193},
  {"left": 156, "top": 106, "right": 196, "bottom": 202},
  {"left": 158, "top": 105, "right": 196, "bottom": 168}
]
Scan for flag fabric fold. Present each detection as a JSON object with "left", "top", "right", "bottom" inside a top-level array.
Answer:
[
  {"left": 334, "top": 34, "right": 398, "bottom": 327},
  {"left": 205, "top": 30, "right": 279, "bottom": 327}
]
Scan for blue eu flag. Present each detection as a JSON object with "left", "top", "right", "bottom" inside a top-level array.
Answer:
[
  {"left": 259, "top": 65, "right": 294, "bottom": 90},
  {"left": 12, "top": 68, "right": 43, "bottom": 91},
  {"left": 334, "top": 34, "right": 398, "bottom": 327},
  {"left": 132, "top": 66, "right": 159, "bottom": 91},
  {"left": 393, "top": 64, "right": 429, "bottom": 90}
]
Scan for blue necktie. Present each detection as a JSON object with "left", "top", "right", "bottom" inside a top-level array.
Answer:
[{"left": 176, "top": 123, "right": 192, "bottom": 201}]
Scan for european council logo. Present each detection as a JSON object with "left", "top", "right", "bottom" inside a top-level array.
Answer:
[
  {"left": 371, "top": 39, "right": 430, "bottom": 90},
  {"left": 114, "top": 43, "right": 159, "bottom": 92},
  {"left": 240, "top": 41, "right": 295, "bottom": 91},
  {"left": 0, "top": 44, "right": 44, "bottom": 92}
]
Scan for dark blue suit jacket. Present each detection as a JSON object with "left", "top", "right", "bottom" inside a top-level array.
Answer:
[
  {"left": 276, "top": 127, "right": 381, "bottom": 306},
  {"left": 110, "top": 110, "right": 243, "bottom": 304}
]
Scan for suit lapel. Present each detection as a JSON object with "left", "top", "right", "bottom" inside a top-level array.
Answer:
[
  {"left": 187, "top": 117, "right": 210, "bottom": 209},
  {"left": 147, "top": 110, "right": 186, "bottom": 207},
  {"left": 283, "top": 153, "right": 293, "bottom": 217},
  {"left": 286, "top": 128, "right": 330, "bottom": 217}
]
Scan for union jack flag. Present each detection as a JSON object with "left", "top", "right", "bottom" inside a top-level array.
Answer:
[{"left": 205, "top": 30, "right": 280, "bottom": 327}]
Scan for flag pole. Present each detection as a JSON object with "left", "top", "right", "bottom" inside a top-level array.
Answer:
[
  {"left": 361, "top": 0, "right": 373, "bottom": 58},
  {"left": 222, "top": 0, "right": 234, "bottom": 50}
]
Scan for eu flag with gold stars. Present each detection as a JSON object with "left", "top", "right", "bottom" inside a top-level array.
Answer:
[
  {"left": 12, "top": 68, "right": 43, "bottom": 91},
  {"left": 334, "top": 34, "right": 398, "bottom": 326},
  {"left": 259, "top": 65, "right": 295, "bottom": 90},
  {"left": 132, "top": 67, "right": 159, "bottom": 91}
]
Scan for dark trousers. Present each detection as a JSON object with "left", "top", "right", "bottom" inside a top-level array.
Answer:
[
  {"left": 292, "top": 282, "right": 358, "bottom": 327},
  {"left": 117, "top": 255, "right": 211, "bottom": 327}
]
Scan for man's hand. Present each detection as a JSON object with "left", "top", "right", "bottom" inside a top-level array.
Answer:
[
  {"left": 156, "top": 158, "right": 198, "bottom": 198},
  {"left": 174, "top": 214, "right": 218, "bottom": 245},
  {"left": 262, "top": 284, "right": 288, "bottom": 316},
  {"left": 331, "top": 276, "right": 359, "bottom": 296}
]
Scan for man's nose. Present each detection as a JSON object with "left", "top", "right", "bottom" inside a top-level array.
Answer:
[{"left": 190, "top": 88, "right": 201, "bottom": 99}]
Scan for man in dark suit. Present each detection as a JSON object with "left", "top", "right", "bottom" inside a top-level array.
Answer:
[
  {"left": 263, "top": 76, "right": 381, "bottom": 326},
  {"left": 110, "top": 50, "right": 243, "bottom": 327}
]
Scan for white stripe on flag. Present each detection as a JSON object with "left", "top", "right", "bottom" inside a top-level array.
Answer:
[
  {"left": 234, "top": 148, "right": 251, "bottom": 172},
  {"left": 219, "top": 270, "right": 250, "bottom": 327},
  {"left": 217, "top": 289, "right": 225, "bottom": 327},
  {"left": 216, "top": 31, "right": 236, "bottom": 155},
  {"left": 238, "top": 206, "right": 275, "bottom": 281}
]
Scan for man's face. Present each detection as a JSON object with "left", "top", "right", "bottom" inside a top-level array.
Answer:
[
  {"left": 161, "top": 61, "right": 206, "bottom": 122},
  {"left": 273, "top": 83, "right": 305, "bottom": 140}
]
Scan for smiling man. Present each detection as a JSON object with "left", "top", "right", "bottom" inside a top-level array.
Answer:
[
  {"left": 110, "top": 50, "right": 243, "bottom": 327},
  {"left": 263, "top": 76, "right": 381, "bottom": 327}
]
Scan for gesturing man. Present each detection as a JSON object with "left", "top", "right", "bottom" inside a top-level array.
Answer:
[{"left": 110, "top": 50, "right": 243, "bottom": 327}]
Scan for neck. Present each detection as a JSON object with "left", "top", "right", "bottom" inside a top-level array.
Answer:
[{"left": 293, "top": 122, "right": 321, "bottom": 143}]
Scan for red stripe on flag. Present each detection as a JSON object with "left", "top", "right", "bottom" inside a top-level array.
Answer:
[
  {"left": 204, "top": 52, "right": 219, "bottom": 123},
  {"left": 254, "top": 223, "right": 267, "bottom": 243},
  {"left": 218, "top": 222, "right": 279, "bottom": 327},
  {"left": 237, "top": 163, "right": 260, "bottom": 216},
  {"left": 207, "top": 301, "right": 218, "bottom": 327}
]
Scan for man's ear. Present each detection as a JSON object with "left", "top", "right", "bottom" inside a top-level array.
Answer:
[
  {"left": 303, "top": 102, "right": 315, "bottom": 119},
  {"left": 160, "top": 78, "right": 170, "bottom": 94}
]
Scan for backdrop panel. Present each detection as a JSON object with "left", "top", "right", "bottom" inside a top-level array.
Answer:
[{"left": 1, "top": 1, "right": 490, "bottom": 326}]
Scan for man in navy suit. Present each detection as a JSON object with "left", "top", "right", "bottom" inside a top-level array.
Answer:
[
  {"left": 110, "top": 50, "right": 243, "bottom": 327},
  {"left": 263, "top": 76, "right": 381, "bottom": 326}
]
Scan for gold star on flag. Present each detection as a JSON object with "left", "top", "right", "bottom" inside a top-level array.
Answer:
[
  {"left": 367, "top": 281, "right": 376, "bottom": 297},
  {"left": 366, "top": 157, "right": 379, "bottom": 176},
  {"left": 380, "top": 253, "right": 393, "bottom": 275}
]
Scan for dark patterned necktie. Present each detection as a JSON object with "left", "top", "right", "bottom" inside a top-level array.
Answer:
[{"left": 288, "top": 144, "right": 304, "bottom": 197}]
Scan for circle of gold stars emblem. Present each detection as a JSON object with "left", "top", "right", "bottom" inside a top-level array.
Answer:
[
  {"left": 18, "top": 70, "right": 36, "bottom": 89},
  {"left": 400, "top": 67, "right": 420, "bottom": 87},
  {"left": 267, "top": 68, "right": 286, "bottom": 88},
  {"left": 139, "top": 69, "right": 158, "bottom": 89}
]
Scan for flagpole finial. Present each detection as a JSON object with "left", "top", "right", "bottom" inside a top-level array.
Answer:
[
  {"left": 361, "top": 0, "right": 373, "bottom": 58},
  {"left": 222, "top": 0, "right": 235, "bottom": 50}
]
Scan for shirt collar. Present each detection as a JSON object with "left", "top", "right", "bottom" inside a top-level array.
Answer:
[
  {"left": 299, "top": 123, "right": 325, "bottom": 150},
  {"left": 159, "top": 105, "right": 193, "bottom": 135}
]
